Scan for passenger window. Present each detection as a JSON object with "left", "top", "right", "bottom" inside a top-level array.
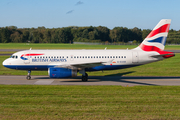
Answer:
[
  {"left": 113, "top": 56, "right": 115, "bottom": 58},
  {"left": 88, "top": 56, "right": 90, "bottom": 58},
  {"left": 67, "top": 56, "right": 68, "bottom": 58},
  {"left": 110, "top": 56, "right": 112, "bottom": 58},
  {"left": 121, "top": 56, "right": 123, "bottom": 58},
  {"left": 74, "top": 56, "right": 76, "bottom": 58},
  {"left": 124, "top": 56, "right": 126, "bottom": 58},
  {"left": 102, "top": 56, "right": 104, "bottom": 58},
  {"left": 96, "top": 56, "right": 98, "bottom": 58},
  {"left": 77, "top": 56, "right": 79, "bottom": 58},
  {"left": 62, "top": 56, "right": 64, "bottom": 58},
  {"left": 85, "top": 56, "right": 87, "bottom": 58}
]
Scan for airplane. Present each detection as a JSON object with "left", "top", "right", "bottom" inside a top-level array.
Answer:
[{"left": 2, "top": 19, "right": 175, "bottom": 81}]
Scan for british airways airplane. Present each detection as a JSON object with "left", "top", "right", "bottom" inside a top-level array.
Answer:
[{"left": 2, "top": 19, "right": 175, "bottom": 81}]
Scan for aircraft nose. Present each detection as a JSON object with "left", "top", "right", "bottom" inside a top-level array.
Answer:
[{"left": 2, "top": 59, "right": 9, "bottom": 66}]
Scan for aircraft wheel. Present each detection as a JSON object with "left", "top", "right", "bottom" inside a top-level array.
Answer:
[
  {"left": 26, "top": 76, "right": 31, "bottom": 80},
  {"left": 82, "top": 73, "right": 88, "bottom": 82}
]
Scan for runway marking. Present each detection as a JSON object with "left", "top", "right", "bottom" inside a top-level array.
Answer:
[{"left": 34, "top": 80, "right": 54, "bottom": 85}]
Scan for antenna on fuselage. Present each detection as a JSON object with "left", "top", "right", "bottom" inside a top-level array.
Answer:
[
  {"left": 30, "top": 48, "right": 32, "bottom": 50},
  {"left": 105, "top": 47, "right": 107, "bottom": 50}
]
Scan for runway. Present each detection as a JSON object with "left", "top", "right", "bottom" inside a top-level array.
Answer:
[{"left": 0, "top": 75, "right": 180, "bottom": 86}]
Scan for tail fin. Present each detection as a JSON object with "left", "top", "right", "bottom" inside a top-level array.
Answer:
[
  {"left": 135, "top": 19, "right": 171, "bottom": 51},
  {"left": 134, "top": 19, "right": 174, "bottom": 58}
]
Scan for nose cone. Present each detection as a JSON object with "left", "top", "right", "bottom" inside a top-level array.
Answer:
[
  {"left": 2, "top": 58, "right": 10, "bottom": 67},
  {"left": 2, "top": 59, "right": 7, "bottom": 66}
]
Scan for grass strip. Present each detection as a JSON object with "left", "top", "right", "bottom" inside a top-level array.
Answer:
[
  {"left": 0, "top": 43, "right": 180, "bottom": 50},
  {"left": 0, "top": 85, "right": 180, "bottom": 119}
]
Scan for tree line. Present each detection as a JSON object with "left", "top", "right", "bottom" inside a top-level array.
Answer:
[{"left": 0, "top": 26, "right": 179, "bottom": 44}]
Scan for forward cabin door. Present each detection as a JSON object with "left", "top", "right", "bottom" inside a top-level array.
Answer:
[
  {"left": 23, "top": 52, "right": 30, "bottom": 64},
  {"left": 132, "top": 51, "right": 138, "bottom": 63}
]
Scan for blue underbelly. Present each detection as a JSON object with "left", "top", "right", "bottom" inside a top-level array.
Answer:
[{"left": 4, "top": 65, "right": 138, "bottom": 71}]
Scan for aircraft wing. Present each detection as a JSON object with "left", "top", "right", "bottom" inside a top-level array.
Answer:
[
  {"left": 55, "top": 60, "right": 113, "bottom": 69},
  {"left": 70, "top": 61, "right": 105, "bottom": 68}
]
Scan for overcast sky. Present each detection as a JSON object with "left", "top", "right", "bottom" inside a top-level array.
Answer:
[{"left": 0, "top": 0, "right": 179, "bottom": 30}]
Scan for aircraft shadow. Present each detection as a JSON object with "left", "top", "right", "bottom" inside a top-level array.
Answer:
[{"left": 33, "top": 71, "right": 180, "bottom": 86}]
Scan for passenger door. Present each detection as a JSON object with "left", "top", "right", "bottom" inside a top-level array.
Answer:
[{"left": 132, "top": 51, "right": 138, "bottom": 63}]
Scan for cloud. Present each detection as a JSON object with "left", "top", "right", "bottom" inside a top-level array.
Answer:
[
  {"left": 66, "top": 10, "right": 74, "bottom": 14},
  {"left": 75, "top": 1, "right": 83, "bottom": 5}
]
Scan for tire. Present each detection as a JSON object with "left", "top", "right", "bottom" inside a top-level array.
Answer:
[
  {"left": 82, "top": 76, "right": 88, "bottom": 82},
  {"left": 26, "top": 76, "right": 31, "bottom": 80}
]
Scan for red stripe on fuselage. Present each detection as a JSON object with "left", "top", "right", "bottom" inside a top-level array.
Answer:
[
  {"left": 146, "top": 24, "right": 170, "bottom": 38},
  {"left": 21, "top": 54, "right": 44, "bottom": 57}
]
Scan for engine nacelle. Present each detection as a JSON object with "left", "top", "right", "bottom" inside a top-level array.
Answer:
[{"left": 48, "top": 68, "right": 77, "bottom": 78}]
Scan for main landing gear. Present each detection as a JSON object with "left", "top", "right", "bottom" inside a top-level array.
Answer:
[
  {"left": 82, "top": 73, "right": 88, "bottom": 82},
  {"left": 79, "top": 70, "right": 88, "bottom": 82},
  {"left": 26, "top": 70, "right": 31, "bottom": 80}
]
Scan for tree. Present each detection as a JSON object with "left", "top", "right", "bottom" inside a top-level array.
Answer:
[
  {"left": 97, "top": 26, "right": 110, "bottom": 42},
  {"left": 142, "top": 29, "right": 151, "bottom": 40},
  {"left": 1, "top": 27, "right": 11, "bottom": 43}
]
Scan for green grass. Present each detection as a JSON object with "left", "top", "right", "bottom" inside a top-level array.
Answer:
[
  {"left": 0, "top": 85, "right": 180, "bottom": 119},
  {"left": 1, "top": 54, "right": 180, "bottom": 76},
  {"left": 0, "top": 43, "right": 136, "bottom": 49},
  {"left": 0, "top": 43, "right": 180, "bottom": 50}
]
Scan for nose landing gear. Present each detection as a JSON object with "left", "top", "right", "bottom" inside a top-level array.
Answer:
[{"left": 26, "top": 70, "right": 31, "bottom": 80}]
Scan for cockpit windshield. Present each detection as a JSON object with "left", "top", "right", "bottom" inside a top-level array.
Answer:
[{"left": 10, "top": 55, "right": 18, "bottom": 59}]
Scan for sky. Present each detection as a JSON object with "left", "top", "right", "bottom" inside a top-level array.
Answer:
[{"left": 0, "top": 0, "right": 180, "bottom": 30}]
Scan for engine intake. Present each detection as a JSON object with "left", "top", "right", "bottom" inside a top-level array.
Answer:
[{"left": 48, "top": 68, "right": 77, "bottom": 78}]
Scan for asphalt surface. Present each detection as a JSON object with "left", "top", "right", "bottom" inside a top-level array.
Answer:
[{"left": 0, "top": 75, "right": 180, "bottom": 86}]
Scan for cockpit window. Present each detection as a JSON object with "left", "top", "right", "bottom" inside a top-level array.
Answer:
[{"left": 11, "top": 55, "right": 18, "bottom": 59}]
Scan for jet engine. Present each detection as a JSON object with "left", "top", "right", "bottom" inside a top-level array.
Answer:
[{"left": 48, "top": 68, "right": 77, "bottom": 78}]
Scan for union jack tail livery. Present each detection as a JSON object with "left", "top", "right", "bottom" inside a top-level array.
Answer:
[{"left": 135, "top": 19, "right": 174, "bottom": 58}]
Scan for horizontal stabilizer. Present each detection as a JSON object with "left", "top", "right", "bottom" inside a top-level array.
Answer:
[{"left": 150, "top": 51, "right": 175, "bottom": 58}]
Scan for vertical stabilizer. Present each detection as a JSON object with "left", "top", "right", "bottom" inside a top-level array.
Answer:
[{"left": 135, "top": 19, "right": 171, "bottom": 51}]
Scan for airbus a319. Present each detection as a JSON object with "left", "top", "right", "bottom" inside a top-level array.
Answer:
[{"left": 2, "top": 19, "right": 174, "bottom": 81}]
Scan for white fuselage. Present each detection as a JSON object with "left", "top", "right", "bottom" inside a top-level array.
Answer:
[{"left": 3, "top": 49, "right": 161, "bottom": 71}]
